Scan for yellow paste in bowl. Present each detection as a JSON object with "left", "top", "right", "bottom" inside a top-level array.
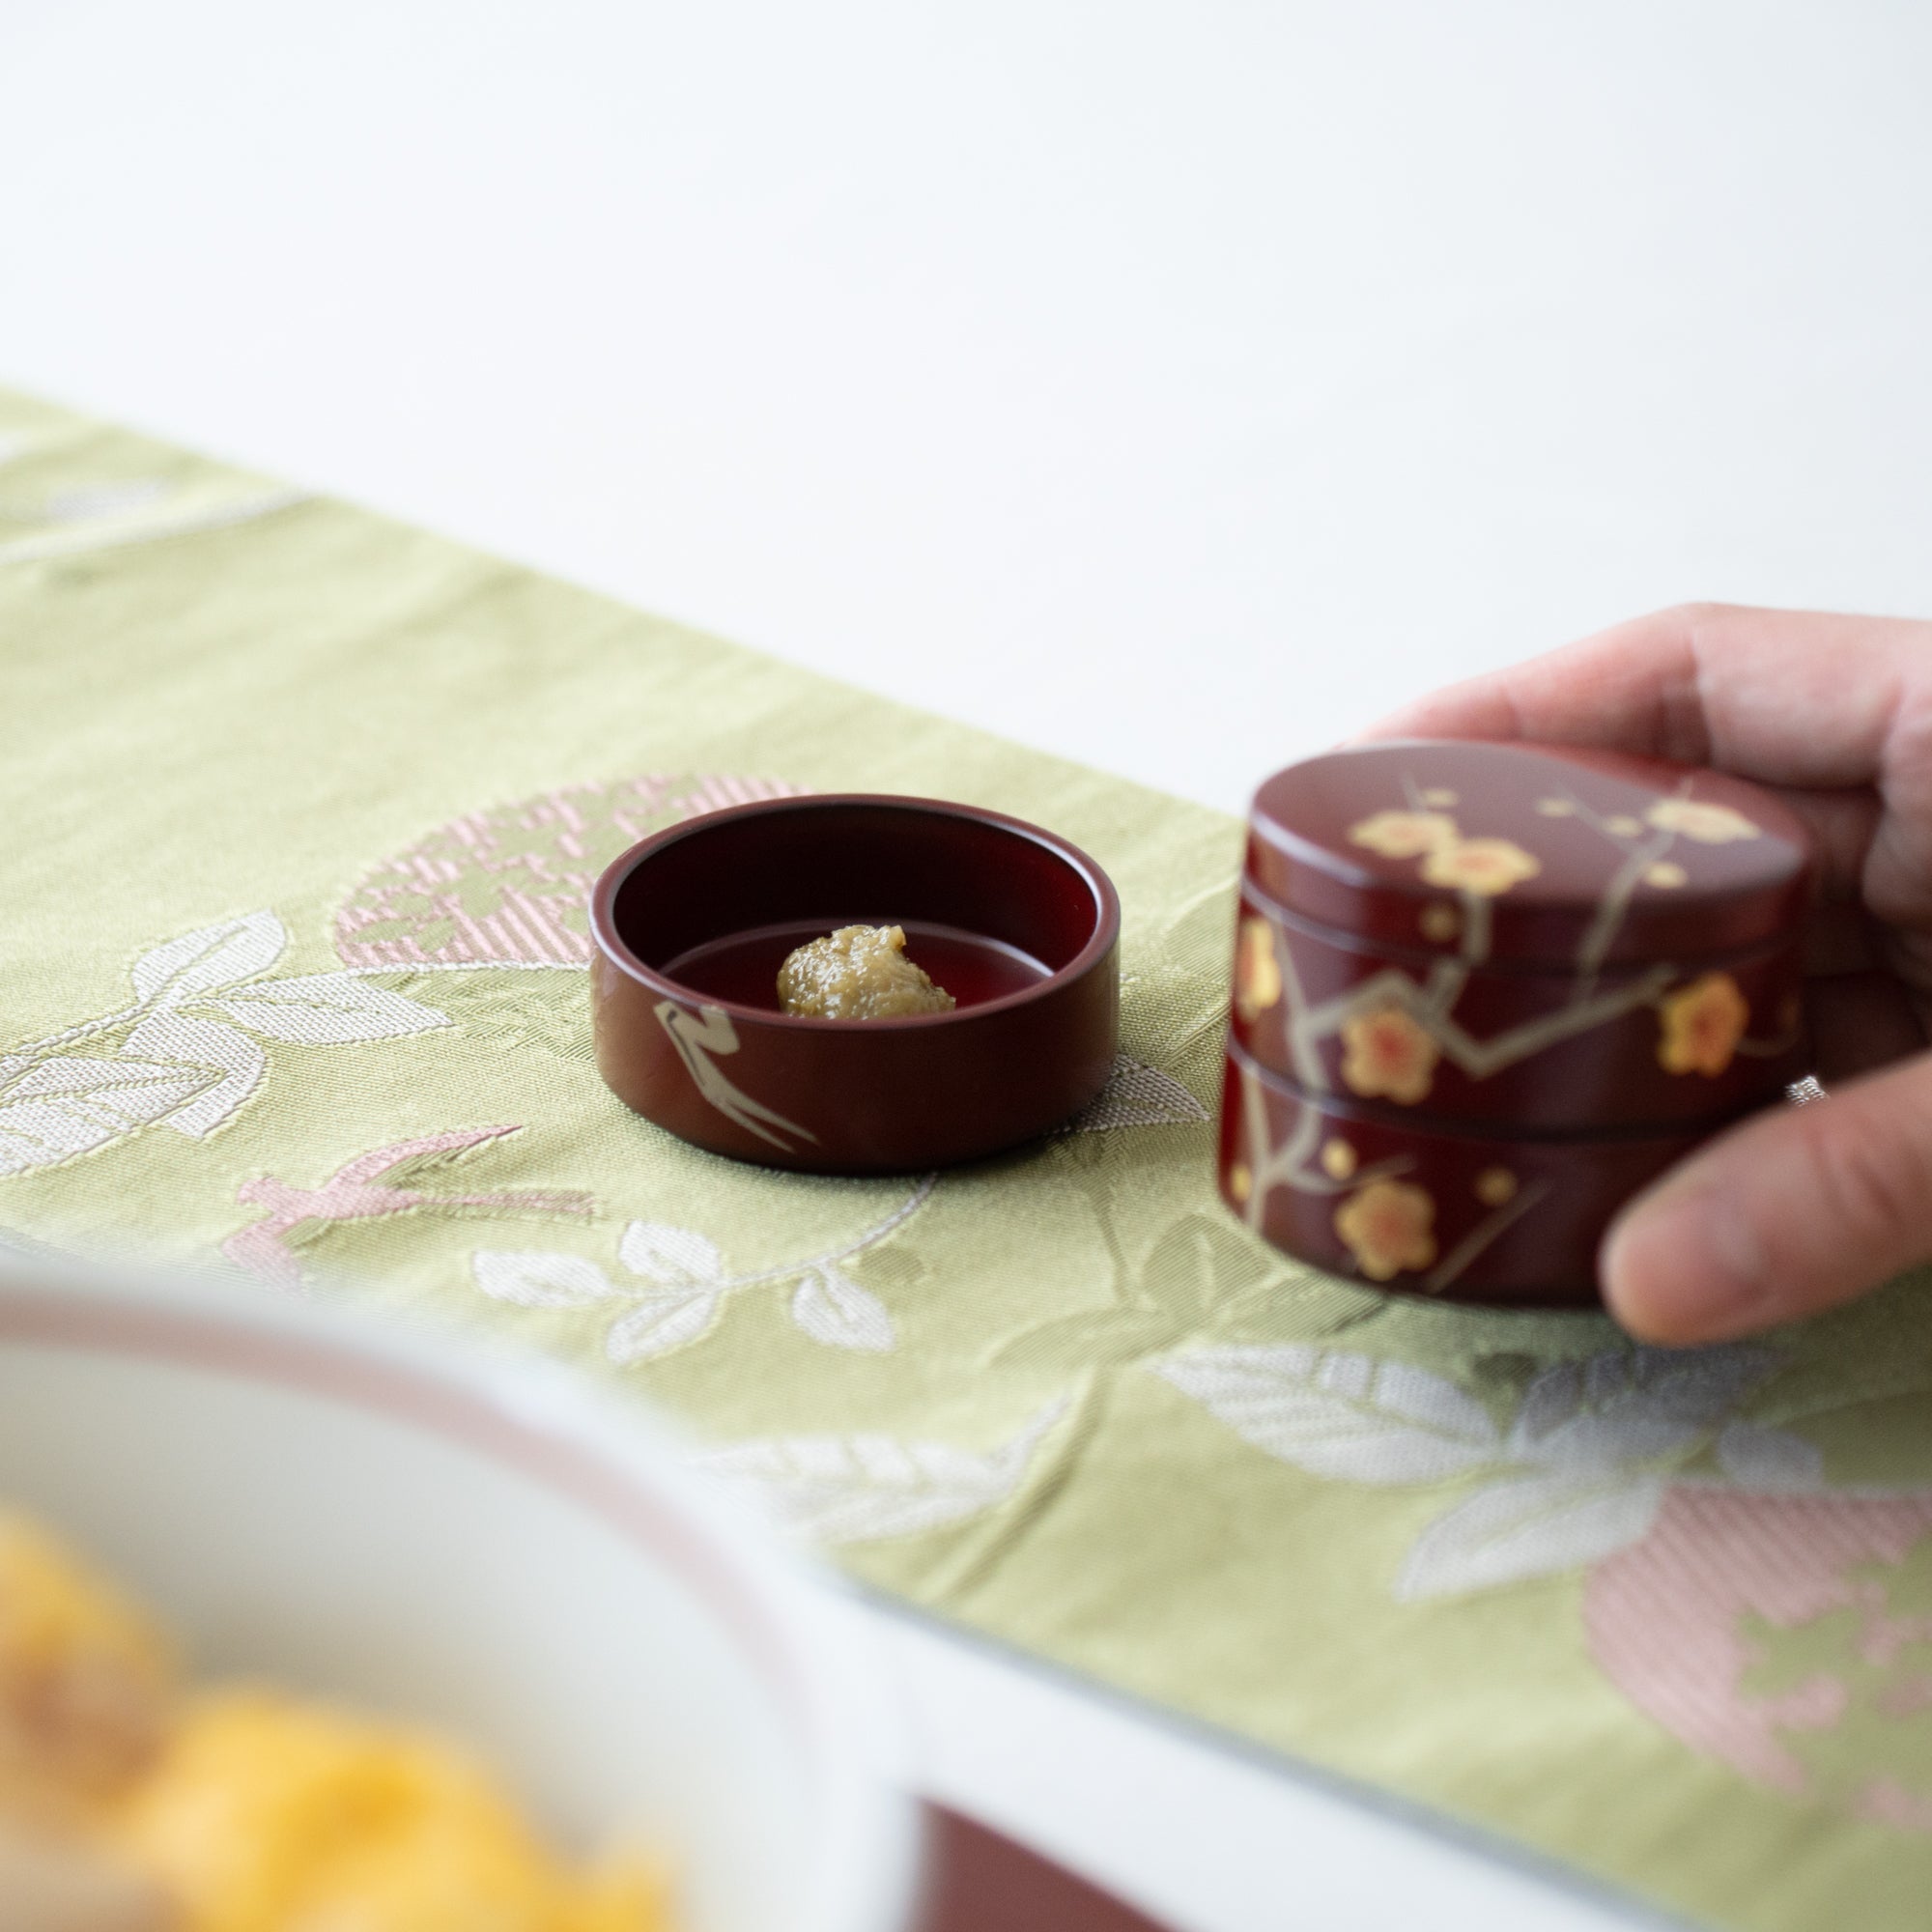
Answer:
[
  {"left": 777, "top": 923, "right": 955, "bottom": 1019},
  {"left": 0, "top": 1510, "right": 669, "bottom": 1932}
]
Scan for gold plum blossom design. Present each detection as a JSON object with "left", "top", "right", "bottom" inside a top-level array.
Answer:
[
  {"left": 1419, "top": 837, "right": 1542, "bottom": 897},
  {"left": 1474, "top": 1166, "right": 1519, "bottom": 1207},
  {"left": 1340, "top": 1006, "right": 1441, "bottom": 1106},
  {"left": 1235, "top": 917, "right": 1283, "bottom": 1022},
  {"left": 1321, "top": 1137, "right": 1357, "bottom": 1180},
  {"left": 1645, "top": 798, "right": 1761, "bottom": 844},
  {"left": 1658, "top": 972, "right": 1751, "bottom": 1077},
  {"left": 1335, "top": 1179, "right": 1438, "bottom": 1281},
  {"left": 1348, "top": 810, "right": 1459, "bottom": 859},
  {"left": 1230, "top": 765, "right": 1802, "bottom": 1296},
  {"left": 1350, "top": 803, "right": 1541, "bottom": 900}
]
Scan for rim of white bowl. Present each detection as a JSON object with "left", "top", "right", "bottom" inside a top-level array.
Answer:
[{"left": 0, "top": 1252, "right": 922, "bottom": 1932}]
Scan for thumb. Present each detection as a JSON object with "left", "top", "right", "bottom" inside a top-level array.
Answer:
[{"left": 1601, "top": 1054, "right": 1932, "bottom": 1344}]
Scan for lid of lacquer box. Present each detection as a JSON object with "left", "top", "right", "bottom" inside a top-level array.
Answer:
[{"left": 1246, "top": 740, "right": 1814, "bottom": 968}]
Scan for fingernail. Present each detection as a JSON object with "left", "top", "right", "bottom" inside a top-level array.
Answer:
[{"left": 1601, "top": 1175, "right": 1775, "bottom": 1345}]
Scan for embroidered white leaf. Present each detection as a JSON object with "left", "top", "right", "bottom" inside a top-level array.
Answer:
[
  {"left": 0, "top": 1057, "right": 217, "bottom": 1175},
  {"left": 790, "top": 1264, "right": 895, "bottom": 1352},
  {"left": 1154, "top": 1346, "right": 1502, "bottom": 1483},
  {"left": 694, "top": 1402, "right": 1067, "bottom": 1546},
  {"left": 1507, "top": 1343, "right": 1778, "bottom": 1472},
  {"left": 212, "top": 974, "right": 448, "bottom": 1043},
  {"left": 1508, "top": 1358, "right": 1586, "bottom": 1449},
  {"left": 1716, "top": 1419, "right": 1826, "bottom": 1492},
  {"left": 4, "top": 1055, "right": 213, "bottom": 1122},
  {"left": 131, "top": 912, "right": 286, "bottom": 1009},
  {"left": 1394, "top": 1469, "right": 1667, "bottom": 1602},
  {"left": 606, "top": 1291, "right": 723, "bottom": 1365},
  {"left": 1062, "top": 1056, "right": 1208, "bottom": 1135},
  {"left": 472, "top": 1250, "right": 616, "bottom": 1309},
  {"left": 618, "top": 1222, "right": 725, "bottom": 1288},
  {"left": 120, "top": 1012, "right": 267, "bottom": 1138},
  {"left": 40, "top": 479, "right": 170, "bottom": 523}
]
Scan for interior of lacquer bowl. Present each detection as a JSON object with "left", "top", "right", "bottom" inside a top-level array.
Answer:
[{"left": 607, "top": 798, "right": 1111, "bottom": 1021}]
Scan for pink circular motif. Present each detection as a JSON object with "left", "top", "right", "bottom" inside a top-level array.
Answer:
[
  {"left": 334, "top": 774, "right": 810, "bottom": 967},
  {"left": 1584, "top": 1486, "right": 1932, "bottom": 1828}
]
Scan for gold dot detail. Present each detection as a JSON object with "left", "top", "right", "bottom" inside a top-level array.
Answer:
[
  {"left": 1645, "top": 861, "right": 1689, "bottom": 889},
  {"left": 1474, "top": 1167, "right": 1518, "bottom": 1207},
  {"left": 1228, "top": 1163, "right": 1252, "bottom": 1204},
  {"left": 1605, "top": 814, "right": 1644, "bottom": 837},
  {"left": 1535, "top": 798, "right": 1575, "bottom": 817},
  {"left": 1422, "top": 787, "right": 1459, "bottom": 808},
  {"left": 1321, "top": 1138, "right": 1358, "bottom": 1180},
  {"left": 1418, "top": 902, "right": 1461, "bottom": 944}
]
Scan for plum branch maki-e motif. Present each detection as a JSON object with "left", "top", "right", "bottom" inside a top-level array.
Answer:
[{"left": 1222, "top": 745, "right": 1815, "bottom": 1300}]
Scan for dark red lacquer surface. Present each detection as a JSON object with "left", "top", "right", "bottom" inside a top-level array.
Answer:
[
  {"left": 917, "top": 1805, "right": 1171, "bottom": 1932},
  {"left": 1221, "top": 740, "right": 1818, "bottom": 1305},
  {"left": 1230, "top": 884, "right": 1805, "bottom": 1129},
  {"left": 1220, "top": 1043, "right": 1718, "bottom": 1306},
  {"left": 1247, "top": 739, "right": 1812, "bottom": 964},
  {"left": 590, "top": 796, "right": 1120, "bottom": 1173}
]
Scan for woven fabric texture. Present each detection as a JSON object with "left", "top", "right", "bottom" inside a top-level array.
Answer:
[{"left": 6, "top": 389, "right": 1932, "bottom": 1932}]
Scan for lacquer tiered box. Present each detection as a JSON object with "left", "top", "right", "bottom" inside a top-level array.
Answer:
[{"left": 1219, "top": 740, "right": 1816, "bottom": 1305}]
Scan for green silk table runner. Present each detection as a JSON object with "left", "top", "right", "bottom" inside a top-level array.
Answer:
[{"left": 6, "top": 388, "right": 1932, "bottom": 1932}]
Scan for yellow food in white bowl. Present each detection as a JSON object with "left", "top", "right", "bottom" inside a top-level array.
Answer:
[
  {"left": 0, "top": 1258, "right": 917, "bottom": 1932},
  {"left": 0, "top": 1508, "right": 668, "bottom": 1932}
]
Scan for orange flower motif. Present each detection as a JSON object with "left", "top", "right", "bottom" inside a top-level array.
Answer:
[
  {"left": 1235, "top": 917, "right": 1283, "bottom": 1021},
  {"left": 1658, "top": 971, "right": 1751, "bottom": 1077},
  {"left": 1419, "top": 837, "right": 1542, "bottom": 897},
  {"left": 1320, "top": 1137, "right": 1357, "bottom": 1180},
  {"left": 1335, "top": 1179, "right": 1437, "bottom": 1282},
  {"left": 1645, "top": 797, "right": 1760, "bottom": 844},
  {"left": 1474, "top": 1166, "right": 1519, "bottom": 1208},
  {"left": 1339, "top": 1005, "right": 1440, "bottom": 1105},
  {"left": 1348, "top": 810, "right": 1459, "bottom": 859}
]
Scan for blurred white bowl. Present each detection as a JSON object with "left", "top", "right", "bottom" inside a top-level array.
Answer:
[{"left": 0, "top": 1252, "right": 919, "bottom": 1932}]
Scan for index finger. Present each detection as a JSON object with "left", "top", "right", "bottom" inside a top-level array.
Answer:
[{"left": 1363, "top": 603, "right": 1921, "bottom": 791}]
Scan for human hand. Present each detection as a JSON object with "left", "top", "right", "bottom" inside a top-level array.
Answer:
[{"left": 1365, "top": 604, "right": 1932, "bottom": 1344}]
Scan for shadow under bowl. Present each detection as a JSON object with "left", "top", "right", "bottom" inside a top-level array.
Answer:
[{"left": 590, "top": 795, "right": 1121, "bottom": 1173}]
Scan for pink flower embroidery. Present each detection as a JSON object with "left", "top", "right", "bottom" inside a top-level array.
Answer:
[
  {"left": 334, "top": 774, "right": 808, "bottom": 968},
  {"left": 223, "top": 1126, "right": 593, "bottom": 1290}
]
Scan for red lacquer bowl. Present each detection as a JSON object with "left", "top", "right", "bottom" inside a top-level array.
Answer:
[{"left": 590, "top": 795, "right": 1121, "bottom": 1173}]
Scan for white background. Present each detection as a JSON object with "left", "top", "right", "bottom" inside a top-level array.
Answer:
[{"left": 4, "top": 3, "right": 1929, "bottom": 1924}]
